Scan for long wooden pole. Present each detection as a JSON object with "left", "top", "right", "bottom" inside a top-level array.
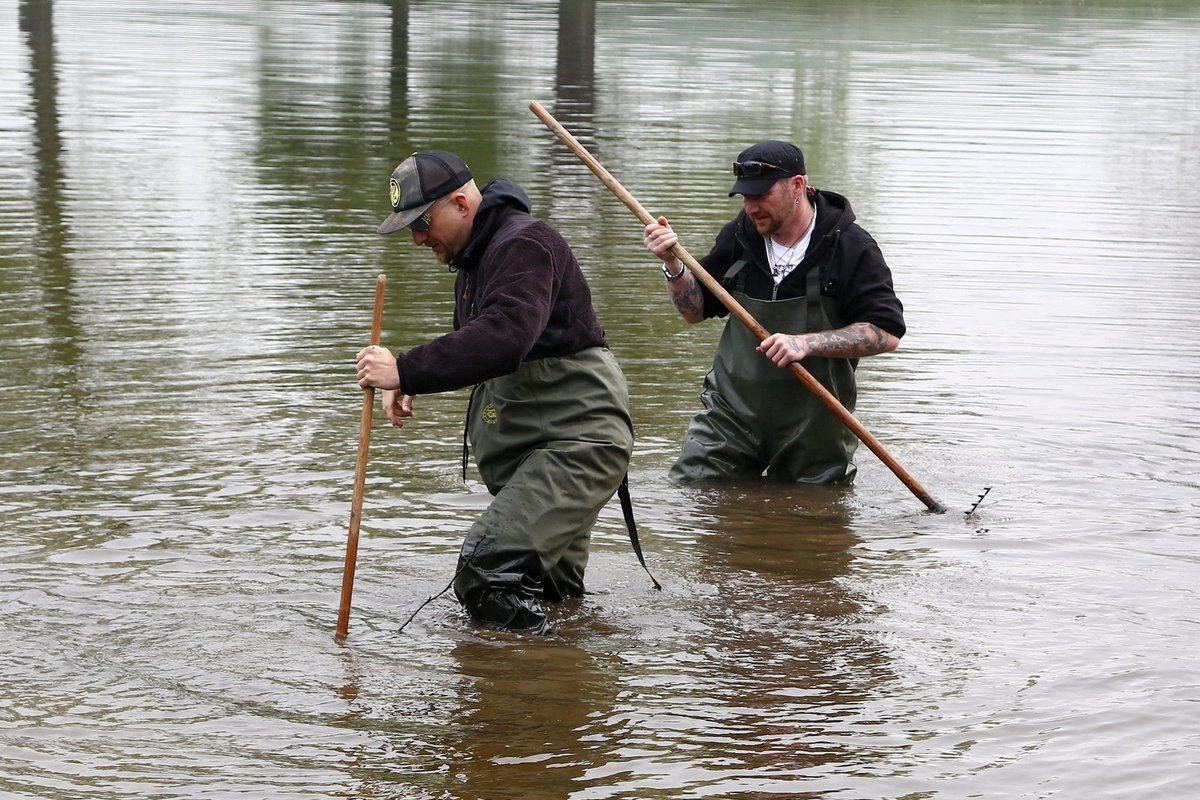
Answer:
[
  {"left": 529, "top": 100, "right": 944, "bottom": 513},
  {"left": 336, "top": 273, "right": 388, "bottom": 639}
]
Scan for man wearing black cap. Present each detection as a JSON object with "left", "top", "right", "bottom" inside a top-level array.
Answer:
[
  {"left": 642, "top": 141, "right": 905, "bottom": 483},
  {"left": 356, "top": 150, "right": 634, "bottom": 633}
]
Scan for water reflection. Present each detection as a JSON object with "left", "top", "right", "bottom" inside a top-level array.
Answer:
[
  {"left": 443, "top": 638, "right": 617, "bottom": 798},
  {"left": 385, "top": 1, "right": 409, "bottom": 155},
  {"left": 327, "top": 633, "right": 622, "bottom": 799},
  {"left": 21, "top": 0, "right": 80, "bottom": 388},
  {"left": 555, "top": 0, "right": 596, "bottom": 121},
  {"left": 607, "top": 483, "right": 892, "bottom": 791}
]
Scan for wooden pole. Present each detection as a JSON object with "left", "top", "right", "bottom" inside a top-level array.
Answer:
[
  {"left": 336, "top": 273, "right": 388, "bottom": 639},
  {"left": 529, "top": 100, "right": 944, "bottom": 513}
]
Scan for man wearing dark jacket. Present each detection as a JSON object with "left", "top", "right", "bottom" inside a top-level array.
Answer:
[
  {"left": 356, "top": 150, "right": 633, "bottom": 634},
  {"left": 642, "top": 140, "right": 905, "bottom": 483}
]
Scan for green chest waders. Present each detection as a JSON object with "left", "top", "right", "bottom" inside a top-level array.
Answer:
[
  {"left": 453, "top": 346, "right": 634, "bottom": 632},
  {"left": 670, "top": 264, "right": 859, "bottom": 483}
]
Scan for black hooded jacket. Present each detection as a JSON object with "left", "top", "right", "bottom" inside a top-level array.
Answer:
[
  {"left": 698, "top": 187, "right": 905, "bottom": 338},
  {"left": 395, "top": 179, "right": 607, "bottom": 396}
]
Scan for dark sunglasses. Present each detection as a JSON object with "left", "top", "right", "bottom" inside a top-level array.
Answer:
[
  {"left": 408, "top": 196, "right": 452, "bottom": 232},
  {"left": 733, "top": 159, "right": 786, "bottom": 178}
]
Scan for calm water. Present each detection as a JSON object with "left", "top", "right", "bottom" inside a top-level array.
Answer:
[{"left": 3, "top": 1, "right": 1199, "bottom": 797}]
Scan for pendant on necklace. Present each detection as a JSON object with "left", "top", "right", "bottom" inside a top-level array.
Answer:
[{"left": 769, "top": 236, "right": 793, "bottom": 280}]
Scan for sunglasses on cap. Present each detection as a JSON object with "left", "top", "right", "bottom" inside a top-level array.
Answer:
[
  {"left": 732, "top": 159, "right": 787, "bottom": 178},
  {"left": 407, "top": 196, "right": 453, "bottom": 232}
]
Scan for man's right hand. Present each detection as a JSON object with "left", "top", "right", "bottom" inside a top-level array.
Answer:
[
  {"left": 643, "top": 216, "right": 680, "bottom": 268},
  {"left": 382, "top": 389, "right": 415, "bottom": 427}
]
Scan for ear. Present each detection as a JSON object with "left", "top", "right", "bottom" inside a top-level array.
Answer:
[{"left": 784, "top": 175, "right": 798, "bottom": 201}]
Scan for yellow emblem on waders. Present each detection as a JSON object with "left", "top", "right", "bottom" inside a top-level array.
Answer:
[{"left": 482, "top": 403, "right": 498, "bottom": 424}]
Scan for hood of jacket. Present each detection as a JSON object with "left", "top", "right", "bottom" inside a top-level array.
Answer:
[{"left": 452, "top": 178, "right": 532, "bottom": 272}]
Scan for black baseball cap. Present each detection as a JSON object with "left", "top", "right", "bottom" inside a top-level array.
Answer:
[
  {"left": 377, "top": 150, "right": 473, "bottom": 235},
  {"left": 728, "top": 140, "right": 806, "bottom": 196}
]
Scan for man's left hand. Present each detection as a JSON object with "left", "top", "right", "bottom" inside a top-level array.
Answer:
[
  {"left": 757, "top": 333, "right": 809, "bottom": 368},
  {"left": 356, "top": 345, "right": 401, "bottom": 390}
]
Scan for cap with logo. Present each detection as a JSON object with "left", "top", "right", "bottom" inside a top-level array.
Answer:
[
  {"left": 377, "top": 150, "right": 473, "bottom": 235},
  {"left": 728, "top": 140, "right": 806, "bottom": 197}
]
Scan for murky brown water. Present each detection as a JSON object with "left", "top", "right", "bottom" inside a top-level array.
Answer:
[{"left": 3, "top": 1, "right": 1200, "bottom": 797}]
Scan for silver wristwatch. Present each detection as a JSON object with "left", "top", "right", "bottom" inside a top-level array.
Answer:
[{"left": 661, "top": 261, "right": 686, "bottom": 281}]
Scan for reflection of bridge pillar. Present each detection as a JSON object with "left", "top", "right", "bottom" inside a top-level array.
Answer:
[
  {"left": 556, "top": 0, "right": 596, "bottom": 122},
  {"left": 377, "top": 0, "right": 410, "bottom": 284},
  {"left": 21, "top": 0, "right": 81, "bottom": 382},
  {"left": 21, "top": 0, "right": 64, "bottom": 253},
  {"left": 386, "top": 0, "right": 409, "bottom": 156},
  {"left": 546, "top": 1, "right": 605, "bottom": 236}
]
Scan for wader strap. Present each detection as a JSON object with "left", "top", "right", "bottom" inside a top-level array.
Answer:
[
  {"left": 617, "top": 474, "right": 662, "bottom": 590},
  {"left": 462, "top": 383, "right": 481, "bottom": 482},
  {"left": 722, "top": 259, "right": 749, "bottom": 295}
]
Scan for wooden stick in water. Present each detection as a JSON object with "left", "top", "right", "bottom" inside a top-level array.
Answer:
[{"left": 336, "top": 272, "right": 388, "bottom": 640}]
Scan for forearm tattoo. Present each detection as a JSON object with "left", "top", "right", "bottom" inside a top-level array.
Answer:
[
  {"left": 670, "top": 278, "right": 705, "bottom": 319},
  {"left": 806, "top": 322, "right": 892, "bottom": 358}
]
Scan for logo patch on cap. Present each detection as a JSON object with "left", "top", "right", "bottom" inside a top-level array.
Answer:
[{"left": 389, "top": 177, "right": 401, "bottom": 210}]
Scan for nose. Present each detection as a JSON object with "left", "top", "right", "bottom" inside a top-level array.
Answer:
[{"left": 410, "top": 228, "right": 428, "bottom": 245}]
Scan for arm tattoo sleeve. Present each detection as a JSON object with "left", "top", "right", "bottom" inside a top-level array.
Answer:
[
  {"left": 670, "top": 279, "right": 705, "bottom": 319},
  {"left": 807, "top": 322, "right": 892, "bottom": 358}
]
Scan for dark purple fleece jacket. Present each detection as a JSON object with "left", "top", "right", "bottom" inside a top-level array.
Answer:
[{"left": 395, "top": 179, "right": 607, "bottom": 396}]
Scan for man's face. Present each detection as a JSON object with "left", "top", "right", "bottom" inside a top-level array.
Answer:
[
  {"left": 741, "top": 177, "right": 801, "bottom": 237},
  {"left": 409, "top": 195, "right": 466, "bottom": 264}
]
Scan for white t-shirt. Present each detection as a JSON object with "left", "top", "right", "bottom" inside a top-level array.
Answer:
[{"left": 765, "top": 205, "right": 817, "bottom": 285}]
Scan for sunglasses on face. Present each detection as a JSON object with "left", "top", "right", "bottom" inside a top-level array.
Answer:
[
  {"left": 408, "top": 196, "right": 452, "bottom": 232},
  {"left": 733, "top": 159, "right": 786, "bottom": 178}
]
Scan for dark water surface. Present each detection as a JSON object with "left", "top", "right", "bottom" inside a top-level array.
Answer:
[{"left": 3, "top": 1, "right": 1199, "bottom": 798}]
